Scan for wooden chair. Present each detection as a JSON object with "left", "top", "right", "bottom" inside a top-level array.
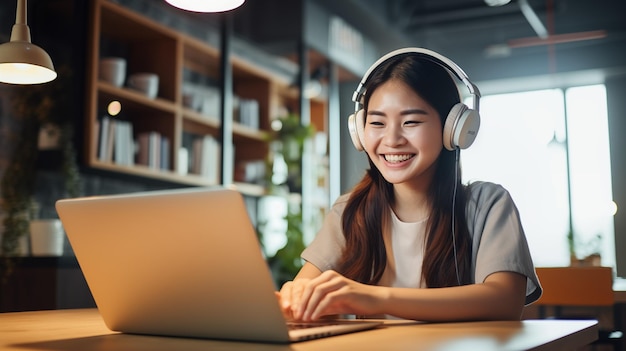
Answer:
[{"left": 535, "top": 266, "right": 623, "bottom": 351}]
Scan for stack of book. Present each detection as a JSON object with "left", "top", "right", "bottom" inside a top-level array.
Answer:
[
  {"left": 97, "top": 116, "right": 133, "bottom": 166},
  {"left": 136, "top": 131, "right": 170, "bottom": 170},
  {"left": 96, "top": 116, "right": 170, "bottom": 170},
  {"left": 235, "top": 98, "right": 259, "bottom": 130},
  {"left": 190, "top": 135, "right": 221, "bottom": 184}
]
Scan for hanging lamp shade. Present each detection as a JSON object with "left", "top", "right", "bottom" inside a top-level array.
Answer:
[
  {"left": 164, "top": 0, "right": 245, "bottom": 13},
  {"left": 484, "top": 0, "right": 511, "bottom": 6},
  {"left": 0, "top": 0, "right": 56, "bottom": 85}
]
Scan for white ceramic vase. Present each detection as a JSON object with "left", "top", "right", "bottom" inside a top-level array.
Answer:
[{"left": 29, "top": 219, "right": 65, "bottom": 256}]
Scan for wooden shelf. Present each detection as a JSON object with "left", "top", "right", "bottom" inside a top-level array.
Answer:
[
  {"left": 84, "top": 0, "right": 306, "bottom": 197},
  {"left": 98, "top": 82, "right": 177, "bottom": 113}
]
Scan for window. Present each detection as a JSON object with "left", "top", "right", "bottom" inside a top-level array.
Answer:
[
  {"left": 566, "top": 85, "right": 615, "bottom": 266},
  {"left": 462, "top": 85, "right": 615, "bottom": 268}
]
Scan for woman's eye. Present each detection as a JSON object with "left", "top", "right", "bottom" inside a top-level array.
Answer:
[{"left": 404, "top": 120, "right": 421, "bottom": 126}]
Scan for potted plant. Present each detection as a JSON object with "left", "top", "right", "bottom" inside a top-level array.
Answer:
[
  {"left": 569, "top": 231, "right": 603, "bottom": 267},
  {"left": 261, "top": 114, "right": 315, "bottom": 286},
  {"left": 1, "top": 65, "right": 81, "bottom": 259}
]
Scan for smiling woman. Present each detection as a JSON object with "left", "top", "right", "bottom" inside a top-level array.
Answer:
[{"left": 275, "top": 48, "right": 541, "bottom": 323}]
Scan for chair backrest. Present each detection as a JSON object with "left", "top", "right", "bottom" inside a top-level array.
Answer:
[{"left": 535, "top": 266, "right": 614, "bottom": 307}]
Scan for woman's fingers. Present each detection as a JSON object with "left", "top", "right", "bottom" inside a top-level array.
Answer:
[
  {"left": 279, "top": 279, "right": 311, "bottom": 320},
  {"left": 279, "top": 282, "right": 293, "bottom": 308},
  {"left": 297, "top": 271, "right": 345, "bottom": 321},
  {"left": 275, "top": 291, "right": 293, "bottom": 320},
  {"left": 284, "top": 271, "right": 369, "bottom": 321}
]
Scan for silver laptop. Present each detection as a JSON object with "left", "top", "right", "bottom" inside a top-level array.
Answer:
[{"left": 55, "top": 187, "right": 381, "bottom": 343}]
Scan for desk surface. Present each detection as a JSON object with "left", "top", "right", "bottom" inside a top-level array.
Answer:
[{"left": 0, "top": 309, "right": 598, "bottom": 351}]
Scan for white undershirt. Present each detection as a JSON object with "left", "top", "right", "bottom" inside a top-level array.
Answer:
[{"left": 379, "top": 210, "right": 428, "bottom": 288}]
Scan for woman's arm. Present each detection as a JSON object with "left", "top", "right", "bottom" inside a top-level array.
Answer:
[
  {"left": 289, "top": 270, "right": 527, "bottom": 322},
  {"left": 382, "top": 271, "right": 527, "bottom": 321}
]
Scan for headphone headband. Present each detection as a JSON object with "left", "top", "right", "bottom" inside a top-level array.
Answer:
[
  {"left": 347, "top": 47, "right": 481, "bottom": 152},
  {"left": 352, "top": 47, "right": 481, "bottom": 112}
]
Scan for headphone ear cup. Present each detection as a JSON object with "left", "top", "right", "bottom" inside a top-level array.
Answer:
[
  {"left": 347, "top": 109, "right": 366, "bottom": 151},
  {"left": 443, "top": 103, "right": 480, "bottom": 150},
  {"left": 454, "top": 107, "right": 480, "bottom": 150}
]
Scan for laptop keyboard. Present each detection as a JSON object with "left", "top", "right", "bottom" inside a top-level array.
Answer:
[{"left": 287, "top": 322, "right": 340, "bottom": 330}]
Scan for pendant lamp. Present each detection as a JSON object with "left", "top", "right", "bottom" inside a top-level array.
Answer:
[
  {"left": 164, "top": 0, "right": 245, "bottom": 13},
  {"left": 0, "top": 0, "right": 57, "bottom": 85},
  {"left": 484, "top": 0, "right": 511, "bottom": 5}
]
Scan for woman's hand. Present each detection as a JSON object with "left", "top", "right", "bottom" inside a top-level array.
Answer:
[
  {"left": 278, "top": 269, "right": 527, "bottom": 322},
  {"left": 277, "top": 279, "right": 310, "bottom": 321},
  {"left": 277, "top": 262, "right": 322, "bottom": 320},
  {"left": 280, "top": 270, "right": 385, "bottom": 321}
]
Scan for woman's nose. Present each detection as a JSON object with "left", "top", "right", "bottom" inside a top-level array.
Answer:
[{"left": 383, "top": 124, "right": 406, "bottom": 146}]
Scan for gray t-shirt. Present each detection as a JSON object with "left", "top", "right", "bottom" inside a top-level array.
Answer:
[{"left": 301, "top": 181, "right": 542, "bottom": 305}]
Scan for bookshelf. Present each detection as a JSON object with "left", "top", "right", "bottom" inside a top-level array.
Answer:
[{"left": 84, "top": 0, "right": 306, "bottom": 197}]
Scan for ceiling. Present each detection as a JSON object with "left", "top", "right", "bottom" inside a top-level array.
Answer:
[
  {"left": 150, "top": 0, "right": 626, "bottom": 91},
  {"left": 312, "top": 0, "right": 626, "bottom": 86}
]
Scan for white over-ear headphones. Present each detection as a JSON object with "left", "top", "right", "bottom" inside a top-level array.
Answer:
[{"left": 347, "top": 47, "right": 481, "bottom": 152}]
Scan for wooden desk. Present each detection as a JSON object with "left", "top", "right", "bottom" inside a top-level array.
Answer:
[{"left": 0, "top": 309, "right": 598, "bottom": 351}]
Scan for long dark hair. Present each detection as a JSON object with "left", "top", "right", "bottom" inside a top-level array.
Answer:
[{"left": 338, "top": 53, "right": 473, "bottom": 287}]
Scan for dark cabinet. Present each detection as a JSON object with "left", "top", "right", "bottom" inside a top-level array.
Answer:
[{"left": 0, "top": 257, "right": 95, "bottom": 312}]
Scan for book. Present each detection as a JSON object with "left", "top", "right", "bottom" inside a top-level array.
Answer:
[{"left": 98, "top": 116, "right": 110, "bottom": 161}]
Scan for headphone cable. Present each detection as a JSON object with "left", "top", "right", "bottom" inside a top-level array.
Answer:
[{"left": 452, "top": 148, "right": 461, "bottom": 286}]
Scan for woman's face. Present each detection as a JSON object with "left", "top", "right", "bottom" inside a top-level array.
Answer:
[{"left": 363, "top": 79, "right": 443, "bottom": 187}]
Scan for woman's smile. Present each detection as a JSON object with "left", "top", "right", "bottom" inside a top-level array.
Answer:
[{"left": 383, "top": 153, "right": 415, "bottom": 163}]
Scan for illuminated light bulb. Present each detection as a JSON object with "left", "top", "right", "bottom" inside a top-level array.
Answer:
[
  {"left": 164, "top": 0, "right": 245, "bottom": 13},
  {"left": 107, "top": 100, "right": 122, "bottom": 116},
  {"left": 484, "top": 0, "right": 511, "bottom": 6}
]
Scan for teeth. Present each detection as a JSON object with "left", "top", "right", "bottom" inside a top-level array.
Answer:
[{"left": 385, "top": 154, "right": 413, "bottom": 163}]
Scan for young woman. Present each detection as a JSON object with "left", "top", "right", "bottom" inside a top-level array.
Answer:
[{"left": 278, "top": 48, "right": 542, "bottom": 322}]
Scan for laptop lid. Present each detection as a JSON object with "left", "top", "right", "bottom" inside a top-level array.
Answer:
[{"left": 56, "top": 187, "right": 380, "bottom": 343}]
